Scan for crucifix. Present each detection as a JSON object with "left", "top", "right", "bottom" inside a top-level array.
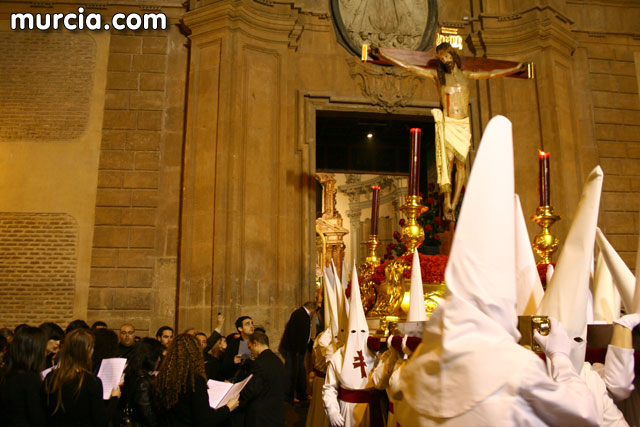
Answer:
[
  {"left": 364, "top": 43, "right": 533, "bottom": 221},
  {"left": 352, "top": 349, "right": 368, "bottom": 378}
]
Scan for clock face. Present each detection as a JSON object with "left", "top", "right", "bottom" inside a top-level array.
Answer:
[{"left": 330, "top": 0, "right": 438, "bottom": 56}]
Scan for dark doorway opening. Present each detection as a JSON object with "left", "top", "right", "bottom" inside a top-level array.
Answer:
[{"left": 315, "top": 110, "right": 436, "bottom": 191}]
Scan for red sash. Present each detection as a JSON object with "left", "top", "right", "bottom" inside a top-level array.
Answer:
[{"left": 338, "top": 387, "right": 384, "bottom": 427}]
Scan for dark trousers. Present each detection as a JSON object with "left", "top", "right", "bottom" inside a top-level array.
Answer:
[{"left": 284, "top": 351, "right": 307, "bottom": 401}]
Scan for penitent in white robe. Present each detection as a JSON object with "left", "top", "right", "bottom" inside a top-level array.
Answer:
[
  {"left": 371, "top": 347, "right": 405, "bottom": 427},
  {"left": 323, "top": 347, "right": 375, "bottom": 427},
  {"left": 306, "top": 330, "right": 335, "bottom": 427}
]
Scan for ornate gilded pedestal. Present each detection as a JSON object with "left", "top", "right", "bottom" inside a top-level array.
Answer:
[
  {"left": 358, "top": 235, "right": 381, "bottom": 314},
  {"left": 531, "top": 205, "right": 560, "bottom": 265}
]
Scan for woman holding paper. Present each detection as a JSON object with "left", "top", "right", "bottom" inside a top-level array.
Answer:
[
  {"left": 154, "top": 333, "right": 240, "bottom": 426},
  {"left": 43, "top": 328, "right": 121, "bottom": 426},
  {"left": 0, "top": 326, "right": 48, "bottom": 426}
]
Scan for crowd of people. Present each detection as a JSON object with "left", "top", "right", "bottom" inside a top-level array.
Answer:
[{"left": 0, "top": 313, "right": 288, "bottom": 427}]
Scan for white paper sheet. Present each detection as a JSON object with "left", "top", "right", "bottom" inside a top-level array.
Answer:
[
  {"left": 207, "top": 374, "right": 253, "bottom": 409},
  {"left": 96, "top": 357, "right": 127, "bottom": 400},
  {"left": 40, "top": 366, "right": 54, "bottom": 380}
]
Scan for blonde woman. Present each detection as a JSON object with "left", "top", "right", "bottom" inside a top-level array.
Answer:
[{"left": 43, "top": 328, "right": 120, "bottom": 426}]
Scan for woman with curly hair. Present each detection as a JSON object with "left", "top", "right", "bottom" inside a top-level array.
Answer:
[
  {"left": 43, "top": 328, "right": 121, "bottom": 426},
  {"left": 154, "top": 333, "right": 239, "bottom": 426}
]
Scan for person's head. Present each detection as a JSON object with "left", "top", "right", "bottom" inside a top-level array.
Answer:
[
  {"left": 5, "top": 326, "right": 47, "bottom": 375},
  {"left": 435, "top": 42, "right": 462, "bottom": 83},
  {"left": 235, "top": 316, "right": 254, "bottom": 338},
  {"left": 209, "top": 336, "right": 227, "bottom": 358},
  {"left": 91, "top": 328, "right": 119, "bottom": 374},
  {"left": 91, "top": 321, "right": 108, "bottom": 330},
  {"left": 39, "top": 322, "right": 65, "bottom": 357},
  {"left": 303, "top": 301, "right": 316, "bottom": 313},
  {"left": 45, "top": 328, "right": 95, "bottom": 413},
  {"left": 155, "top": 326, "right": 174, "bottom": 348},
  {"left": 247, "top": 331, "right": 269, "bottom": 358},
  {"left": 195, "top": 333, "right": 207, "bottom": 350},
  {"left": 119, "top": 323, "right": 136, "bottom": 347},
  {"left": 183, "top": 328, "right": 197, "bottom": 336},
  {"left": 154, "top": 333, "right": 206, "bottom": 409},
  {"left": 125, "top": 337, "right": 165, "bottom": 378},
  {"left": 65, "top": 319, "right": 90, "bottom": 335}
]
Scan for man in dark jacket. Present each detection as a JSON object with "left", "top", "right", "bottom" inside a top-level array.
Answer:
[
  {"left": 221, "top": 316, "right": 254, "bottom": 380},
  {"left": 240, "top": 331, "right": 285, "bottom": 427},
  {"left": 279, "top": 301, "right": 316, "bottom": 402}
]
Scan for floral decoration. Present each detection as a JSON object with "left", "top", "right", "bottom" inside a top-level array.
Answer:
[{"left": 372, "top": 253, "right": 449, "bottom": 286}]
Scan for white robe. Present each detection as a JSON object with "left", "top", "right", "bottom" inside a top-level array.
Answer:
[
  {"left": 371, "top": 348, "right": 404, "bottom": 427},
  {"left": 392, "top": 352, "right": 598, "bottom": 426},
  {"left": 322, "top": 347, "right": 375, "bottom": 427},
  {"left": 581, "top": 362, "right": 628, "bottom": 426},
  {"left": 306, "top": 330, "right": 335, "bottom": 427}
]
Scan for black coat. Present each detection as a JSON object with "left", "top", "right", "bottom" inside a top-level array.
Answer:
[
  {"left": 0, "top": 371, "right": 46, "bottom": 427},
  {"left": 279, "top": 307, "right": 311, "bottom": 354},
  {"left": 158, "top": 375, "right": 230, "bottom": 427},
  {"left": 240, "top": 349, "right": 286, "bottom": 427}
]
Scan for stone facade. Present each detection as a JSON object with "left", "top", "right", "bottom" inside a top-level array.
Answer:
[{"left": 0, "top": 0, "right": 638, "bottom": 343}]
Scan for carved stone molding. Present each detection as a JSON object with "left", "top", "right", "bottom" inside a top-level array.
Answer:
[
  {"left": 346, "top": 57, "right": 421, "bottom": 113},
  {"left": 330, "top": 0, "right": 438, "bottom": 56}
]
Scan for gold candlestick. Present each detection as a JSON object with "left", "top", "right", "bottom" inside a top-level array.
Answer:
[
  {"left": 359, "top": 235, "right": 381, "bottom": 314},
  {"left": 400, "top": 195, "right": 429, "bottom": 254},
  {"left": 531, "top": 205, "right": 560, "bottom": 264}
]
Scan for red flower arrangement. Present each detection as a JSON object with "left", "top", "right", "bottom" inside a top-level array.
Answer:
[{"left": 372, "top": 253, "right": 449, "bottom": 286}]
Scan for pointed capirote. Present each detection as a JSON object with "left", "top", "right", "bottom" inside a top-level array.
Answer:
[
  {"left": 341, "top": 259, "right": 350, "bottom": 295},
  {"left": 322, "top": 266, "right": 339, "bottom": 341},
  {"left": 546, "top": 264, "right": 554, "bottom": 285},
  {"left": 514, "top": 194, "right": 544, "bottom": 316},
  {"left": 537, "top": 166, "right": 604, "bottom": 373},
  {"left": 596, "top": 228, "right": 634, "bottom": 313},
  {"left": 339, "top": 260, "right": 374, "bottom": 389},
  {"left": 592, "top": 252, "right": 620, "bottom": 323},
  {"left": 331, "top": 259, "right": 349, "bottom": 345},
  {"left": 408, "top": 249, "right": 427, "bottom": 321},
  {"left": 444, "top": 115, "right": 518, "bottom": 339},
  {"left": 395, "top": 116, "right": 538, "bottom": 420}
]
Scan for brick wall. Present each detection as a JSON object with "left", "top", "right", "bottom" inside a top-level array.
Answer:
[
  {"left": 589, "top": 45, "right": 640, "bottom": 268},
  {"left": 88, "top": 22, "right": 185, "bottom": 336},
  {"left": 0, "top": 213, "right": 77, "bottom": 327},
  {"left": 0, "top": 32, "right": 95, "bottom": 141}
]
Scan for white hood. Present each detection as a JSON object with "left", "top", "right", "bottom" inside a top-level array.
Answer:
[
  {"left": 537, "top": 166, "right": 604, "bottom": 373},
  {"left": 396, "top": 115, "right": 536, "bottom": 418},
  {"left": 331, "top": 259, "right": 349, "bottom": 346},
  {"left": 595, "top": 228, "right": 635, "bottom": 313},
  {"left": 340, "top": 261, "right": 375, "bottom": 389},
  {"left": 592, "top": 252, "right": 620, "bottom": 323},
  {"left": 408, "top": 249, "right": 427, "bottom": 321}
]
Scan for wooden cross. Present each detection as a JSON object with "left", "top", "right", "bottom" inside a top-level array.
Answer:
[{"left": 364, "top": 46, "right": 533, "bottom": 79}]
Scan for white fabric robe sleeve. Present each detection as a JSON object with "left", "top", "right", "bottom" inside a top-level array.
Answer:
[
  {"left": 323, "top": 357, "right": 342, "bottom": 421},
  {"left": 604, "top": 345, "right": 636, "bottom": 401},
  {"left": 581, "top": 362, "right": 629, "bottom": 426},
  {"left": 371, "top": 349, "right": 398, "bottom": 390},
  {"left": 522, "top": 355, "right": 600, "bottom": 427}
]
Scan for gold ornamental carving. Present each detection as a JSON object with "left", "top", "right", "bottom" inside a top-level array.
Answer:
[
  {"left": 346, "top": 57, "right": 421, "bottom": 113},
  {"left": 358, "top": 235, "right": 381, "bottom": 315}
]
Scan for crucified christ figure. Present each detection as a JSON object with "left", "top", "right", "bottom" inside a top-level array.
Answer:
[{"left": 369, "top": 43, "right": 526, "bottom": 221}]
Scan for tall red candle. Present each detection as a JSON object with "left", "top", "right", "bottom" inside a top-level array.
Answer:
[
  {"left": 538, "top": 151, "right": 550, "bottom": 206},
  {"left": 370, "top": 185, "right": 380, "bottom": 236},
  {"left": 409, "top": 128, "right": 421, "bottom": 196}
]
